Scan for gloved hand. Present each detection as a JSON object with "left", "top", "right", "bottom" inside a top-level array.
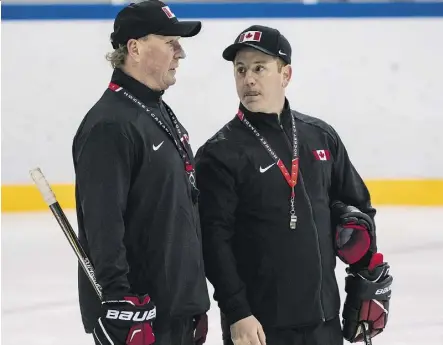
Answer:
[
  {"left": 93, "top": 294, "right": 156, "bottom": 345},
  {"left": 193, "top": 313, "right": 208, "bottom": 345},
  {"left": 342, "top": 252, "right": 393, "bottom": 343},
  {"left": 332, "top": 202, "right": 375, "bottom": 266}
]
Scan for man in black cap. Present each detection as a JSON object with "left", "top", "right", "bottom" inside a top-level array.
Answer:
[
  {"left": 72, "top": 1, "right": 210, "bottom": 344},
  {"left": 195, "top": 25, "right": 393, "bottom": 345}
]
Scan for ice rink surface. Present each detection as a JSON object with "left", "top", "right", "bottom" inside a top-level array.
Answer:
[{"left": 2, "top": 207, "right": 443, "bottom": 345}]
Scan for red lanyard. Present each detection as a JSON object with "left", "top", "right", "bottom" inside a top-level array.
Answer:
[
  {"left": 108, "top": 82, "right": 199, "bottom": 203},
  {"left": 237, "top": 110, "right": 299, "bottom": 229}
]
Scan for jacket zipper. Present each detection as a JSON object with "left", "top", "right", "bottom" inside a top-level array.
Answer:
[{"left": 279, "top": 123, "right": 326, "bottom": 321}]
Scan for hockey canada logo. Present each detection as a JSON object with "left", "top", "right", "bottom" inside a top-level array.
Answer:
[
  {"left": 162, "top": 6, "right": 176, "bottom": 19},
  {"left": 238, "top": 31, "right": 262, "bottom": 43}
]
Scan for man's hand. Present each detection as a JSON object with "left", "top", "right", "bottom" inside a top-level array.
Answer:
[
  {"left": 193, "top": 313, "right": 208, "bottom": 345},
  {"left": 93, "top": 294, "right": 156, "bottom": 345},
  {"left": 230, "top": 315, "right": 266, "bottom": 345},
  {"left": 332, "top": 202, "right": 375, "bottom": 266},
  {"left": 342, "top": 253, "right": 393, "bottom": 343}
]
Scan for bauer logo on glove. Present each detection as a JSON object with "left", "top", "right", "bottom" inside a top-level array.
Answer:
[{"left": 105, "top": 308, "right": 157, "bottom": 322}]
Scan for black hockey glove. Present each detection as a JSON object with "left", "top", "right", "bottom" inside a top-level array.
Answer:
[
  {"left": 93, "top": 294, "right": 156, "bottom": 345},
  {"left": 331, "top": 201, "right": 375, "bottom": 266},
  {"left": 342, "top": 252, "right": 393, "bottom": 343}
]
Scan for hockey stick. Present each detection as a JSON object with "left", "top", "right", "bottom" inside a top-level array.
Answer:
[
  {"left": 361, "top": 321, "right": 373, "bottom": 345},
  {"left": 29, "top": 167, "right": 103, "bottom": 300}
]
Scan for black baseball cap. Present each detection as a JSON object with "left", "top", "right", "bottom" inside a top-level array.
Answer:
[
  {"left": 111, "top": 1, "right": 202, "bottom": 49},
  {"left": 222, "top": 25, "right": 291, "bottom": 65}
]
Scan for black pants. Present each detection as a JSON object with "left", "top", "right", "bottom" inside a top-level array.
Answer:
[
  {"left": 221, "top": 313, "right": 343, "bottom": 345},
  {"left": 93, "top": 317, "right": 194, "bottom": 345}
]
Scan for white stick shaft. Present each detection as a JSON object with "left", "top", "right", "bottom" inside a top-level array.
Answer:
[
  {"left": 29, "top": 167, "right": 103, "bottom": 299},
  {"left": 29, "top": 168, "right": 57, "bottom": 205}
]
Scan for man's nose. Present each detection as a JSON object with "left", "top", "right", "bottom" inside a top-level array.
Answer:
[
  {"left": 175, "top": 43, "right": 186, "bottom": 59},
  {"left": 244, "top": 70, "right": 256, "bottom": 86}
]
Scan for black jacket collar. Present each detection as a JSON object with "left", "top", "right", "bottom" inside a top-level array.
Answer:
[
  {"left": 111, "top": 68, "right": 164, "bottom": 104},
  {"left": 239, "top": 98, "right": 292, "bottom": 130}
]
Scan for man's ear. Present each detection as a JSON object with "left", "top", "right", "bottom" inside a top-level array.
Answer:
[
  {"left": 126, "top": 39, "right": 142, "bottom": 62},
  {"left": 282, "top": 64, "right": 292, "bottom": 88}
]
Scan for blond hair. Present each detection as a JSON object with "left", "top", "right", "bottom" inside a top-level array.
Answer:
[
  {"left": 105, "top": 45, "right": 128, "bottom": 69},
  {"left": 105, "top": 36, "right": 150, "bottom": 69}
]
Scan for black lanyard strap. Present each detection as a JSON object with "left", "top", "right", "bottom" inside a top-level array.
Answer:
[
  {"left": 109, "top": 82, "right": 199, "bottom": 203},
  {"left": 237, "top": 110, "right": 299, "bottom": 229}
]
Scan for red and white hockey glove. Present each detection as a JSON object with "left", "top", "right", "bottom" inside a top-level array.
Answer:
[
  {"left": 93, "top": 294, "right": 156, "bottom": 345},
  {"left": 342, "top": 253, "right": 393, "bottom": 343}
]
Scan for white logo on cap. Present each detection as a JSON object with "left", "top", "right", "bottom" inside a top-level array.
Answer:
[
  {"left": 162, "top": 6, "right": 176, "bottom": 19},
  {"left": 238, "top": 31, "right": 262, "bottom": 43},
  {"left": 279, "top": 50, "right": 287, "bottom": 56}
]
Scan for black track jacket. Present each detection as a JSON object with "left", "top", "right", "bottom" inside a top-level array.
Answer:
[
  {"left": 72, "top": 68, "right": 210, "bottom": 333},
  {"left": 195, "top": 100, "right": 375, "bottom": 330}
]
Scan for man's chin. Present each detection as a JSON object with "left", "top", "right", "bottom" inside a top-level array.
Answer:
[
  {"left": 165, "top": 77, "right": 177, "bottom": 89},
  {"left": 242, "top": 100, "right": 264, "bottom": 113}
]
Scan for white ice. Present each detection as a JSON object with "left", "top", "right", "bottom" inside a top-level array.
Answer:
[{"left": 2, "top": 207, "right": 443, "bottom": 345}]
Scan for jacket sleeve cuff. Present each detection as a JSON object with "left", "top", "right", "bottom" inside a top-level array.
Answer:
[
  {"left": 102, "top": 284, "right": 132, "bottom": 300},
  {"left": 224, "top": 305, "right": 253, "bottom": 325}
]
